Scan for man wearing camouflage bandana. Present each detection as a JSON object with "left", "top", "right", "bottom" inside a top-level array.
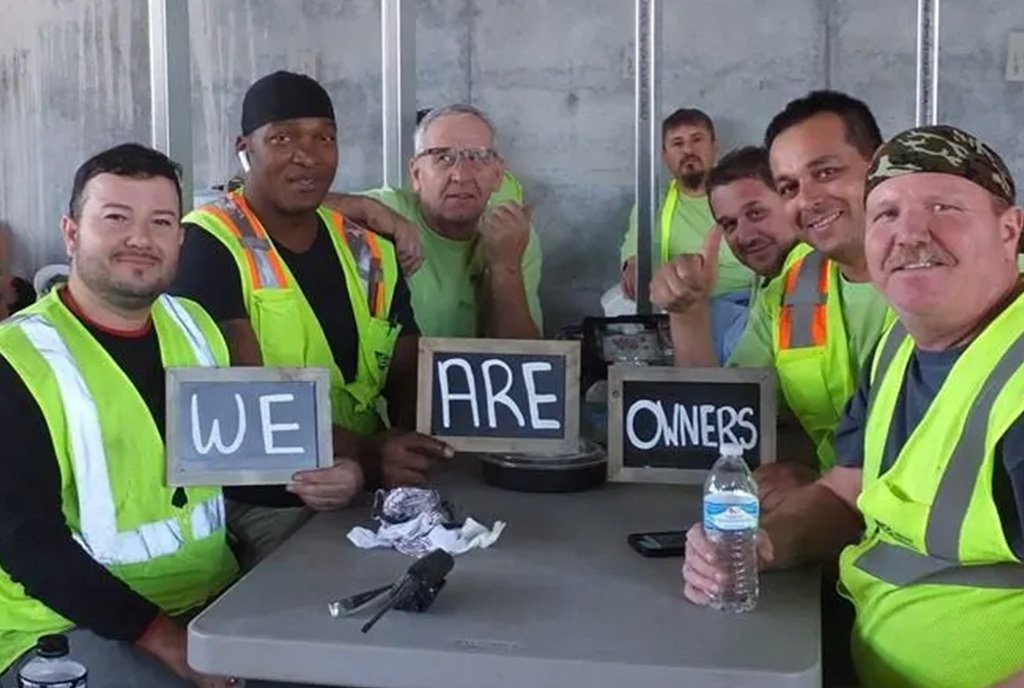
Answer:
[{"left": 683, "top": 124, "right": 1024, "bottom": 688}]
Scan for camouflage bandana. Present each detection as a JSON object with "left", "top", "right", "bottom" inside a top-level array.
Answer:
[{"left": 865, "top": 125, "right": 1016, "bottom": 206}]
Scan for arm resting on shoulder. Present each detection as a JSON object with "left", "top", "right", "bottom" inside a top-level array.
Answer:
[{"left": 322, "top": 193, "right": 400, "bottom": 236}]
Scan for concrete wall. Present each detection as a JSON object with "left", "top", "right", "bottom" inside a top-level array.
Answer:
[{"left": 1, "top": 0, "right": 1022, "bottom": 332}]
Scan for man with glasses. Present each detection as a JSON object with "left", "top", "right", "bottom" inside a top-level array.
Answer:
[{"left": 363, "top": 103, "right": 543, "bottom": 339}]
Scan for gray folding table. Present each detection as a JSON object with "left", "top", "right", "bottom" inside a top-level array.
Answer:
[{"left": 189, "top": 461, "right": 821, "bottom": 687}]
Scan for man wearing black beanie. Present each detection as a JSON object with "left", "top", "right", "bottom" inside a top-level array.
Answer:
[{"left": 175, "top": 71, "right": 453, "bottom": 567}]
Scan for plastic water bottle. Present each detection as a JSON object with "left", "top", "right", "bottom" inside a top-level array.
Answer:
[
  {"left": 17, "top": 635, "right": 86, "bottom": 688},
  {"left": 703, "top": 442, "right": 759, "bottom": 613}
]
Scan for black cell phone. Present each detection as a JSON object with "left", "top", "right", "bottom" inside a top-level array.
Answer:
[{"left": 627, "top": 530, "right": 687, "bottom": 558}]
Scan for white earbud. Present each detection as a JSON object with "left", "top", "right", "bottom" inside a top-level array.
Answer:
[{"left": 237, "top": 150, "right": 251, "bottom": 173}]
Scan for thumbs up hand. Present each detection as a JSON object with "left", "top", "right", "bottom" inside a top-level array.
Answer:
[{"left": 650, "top": 224, "right": 722, "bottom": 314}]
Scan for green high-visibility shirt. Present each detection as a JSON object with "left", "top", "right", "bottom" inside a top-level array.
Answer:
[{"left": 364, "top": 186, "right": 543, "bottom": 338}]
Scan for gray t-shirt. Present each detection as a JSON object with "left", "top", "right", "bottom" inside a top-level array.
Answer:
[{"left": 835, "top": 344, "right": 1024, "bottom": 556}]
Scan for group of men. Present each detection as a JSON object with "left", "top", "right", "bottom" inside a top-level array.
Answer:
[
  {"left": 0, "top": 71, "right": 541, "bottom": 687},
  {"left": 643, "top": 93, "right": 1024, "bottom": 686},
  {"left": 0, "top": 63, "right": 1023, "bottom": 688}
]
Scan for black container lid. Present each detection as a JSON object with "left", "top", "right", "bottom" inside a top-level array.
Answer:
[{"left": 35, "top": 634, "right": 69, "bottom": 658}]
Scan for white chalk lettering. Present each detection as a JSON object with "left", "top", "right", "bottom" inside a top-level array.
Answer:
[
  {"left": 259, "top": 393, "right": 303, "bottom": 455},
  {"left": 191, "top": 392, "right": 246, "bottom": 455},
  {"left": 699, "top": 405, "right": 717, "bottom": 447},
  {"left": 522, "top": 362, "right": 561, "bottom": 430},
  {"left": 438, "top": 358, "right": 480, "bottom": 429},
  {"left": 678, "top": 404, "right": 700, "bottom": 446},
  {"left": 625, "top": 400, "right": 664, "bottom": 450},
  {"left": 482, "top": 359, "right": 526, "bottom": 429},
  {"left": 624, "top": 399, "right": 759, "bottom": 451},
  {"left": 735, "top": 407, "right": 759, "bottom": 449},
  {"left": 717, "top": 406, "right": 740, "bottom": 446}
]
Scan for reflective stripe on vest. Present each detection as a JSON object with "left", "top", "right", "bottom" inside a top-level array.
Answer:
[
  {"left": 208, "top": 194, "right": 288, "bottom": 289},
  {"left": 778, "top": 251, "right": 828, "bottom": 349},
  {"left": 336, "top": 217, "right": 387, "bottom": 317},
  {"left": 854, "top": 325, "right": 1024, "bottom": 588},
  {"left": 12, "top": 308, "right": 222, "bottom": 566},
  {"left": 659, "top": 181, "right": 679, "bottom": 265},
  {"left": 158, "top": 294, "right": 217, "bottom": 367},
  {"left": 190, "top": 493, "right": 226, "bottom": 540},
  {"left": 211, "top": 192, "right": 390, "bottom": 318},
  {"left": 854, "top": 540, "right": 1024, "bottom": 588}
]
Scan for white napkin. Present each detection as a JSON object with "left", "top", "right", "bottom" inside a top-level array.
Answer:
[{"left": 348, "top": 513, "right": 506, "bottom": 556}]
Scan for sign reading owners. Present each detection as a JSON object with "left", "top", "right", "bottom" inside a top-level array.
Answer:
[
  {"left": 607, "top": 366, "right": 776, "bottom": 484},
  {"left": 417, "top": 338, "right": 581, "bottom": 455},
  {"left": 166, "top": 367, "right": 333, "bottom": 486}
]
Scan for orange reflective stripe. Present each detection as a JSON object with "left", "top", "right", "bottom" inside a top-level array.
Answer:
[
  {"left": 784, "top": 257, "right": 805, "bottom": 294},
  {"left": 204, "top": 205, "right": 263, "bottom": 289},
  {"left": 811, "top": 304, "right": 827, "bottom": 346},
  {"left": 779, "top": 308, "right": 794, "bottom": 350},
  {"left": 326, "top": 209, "right": 346, "bottom": 238},
  {"left": 778, "top": 254, "right": 829, "bottom": 349},
  {"left": 232, "top": 193, "right": 290, "bottom": 288},
  {"left": 363, "top": 232, "right": 386, "bottom": 317},
  {"left": 811, "top": 257, "right": 829, "bottom": 346},
  {"left": 778, "top": 257, "right": 804, "bottom": 350}
]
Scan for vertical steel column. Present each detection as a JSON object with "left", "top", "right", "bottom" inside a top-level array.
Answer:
[
  {"left": 382, "top": 0, "right": 416, "bottom": 188},
  {"left": 915, "top": 0, "right": 941, "bottom": 126},
  {"left": 634, "top": 0, "right": 660, "bottom": 314},
  {"left": 148, "top": 0, "right": 194, "bottom": 205}
]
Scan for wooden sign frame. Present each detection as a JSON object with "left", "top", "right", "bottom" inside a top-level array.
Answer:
[
  {"left": 417, "top": 338, "right": 581, "bottom": 455},
  {"left": 166, "top": 367, "right": 333, "bottom": 486},
  {"left": 607, "top": 365, "right": 776, "bottom": 484}
]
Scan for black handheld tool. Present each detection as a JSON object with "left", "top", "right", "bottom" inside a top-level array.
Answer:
[{"left": 359, "top": 549, "right": 455, "bottom": 633}]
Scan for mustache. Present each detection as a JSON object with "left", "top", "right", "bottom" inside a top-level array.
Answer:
[{"left": 882, "top": 245, "right": 953, "bottom": 271}]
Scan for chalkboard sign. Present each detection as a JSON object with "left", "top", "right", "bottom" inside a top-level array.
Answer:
[
  {"left": 417, "top": 338, "right": 581, "bottom": 455},
  {"left": 607, "top": 365, "right": 776, "bottom": 484},
  {"left": 166, "top": 367, "right": 333, "bottom": 486}
]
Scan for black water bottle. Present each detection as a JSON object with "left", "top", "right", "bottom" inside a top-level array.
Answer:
[{"left": 16, "top": 635, "right": 86, "bottom": 687}]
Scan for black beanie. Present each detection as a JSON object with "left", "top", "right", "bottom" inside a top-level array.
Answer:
[{"left": 241, "top": 71, "right": 335, "bottom": 135}]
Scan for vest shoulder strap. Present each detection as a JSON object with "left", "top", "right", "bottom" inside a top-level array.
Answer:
[
  {"left": 778, "top": 251, "right": 829, "bottom": 349},
  {"left": 193, "top": 194, "right": 289, "bottom": 289}
]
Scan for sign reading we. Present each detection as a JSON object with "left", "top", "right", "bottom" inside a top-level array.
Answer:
[
  {"left": 417, "top": 338, "right": 581, "bottom": 455},
  {"left": 166, "top": 368, "right": 333, "bottom": 486}
]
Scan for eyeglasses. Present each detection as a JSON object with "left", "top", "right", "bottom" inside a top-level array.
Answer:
[{"left": 415, "top": 146, "right": 500, "bottom": 169}]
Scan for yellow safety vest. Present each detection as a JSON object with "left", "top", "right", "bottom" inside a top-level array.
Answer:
[
  {"left": 839, "top": 292, "right": 1024, "bottom": 688},
  {"left": 0, "top": 291, "right": 237, "bottom": 672},
  {"left": 766, "top": 247, "right": 851, "bottom": 470},
  {"left": 184, "top": 191, "right": 401, "bottom": 435},
  {"left": 659, "top": 180, "right": 681, "bottom": 265}
]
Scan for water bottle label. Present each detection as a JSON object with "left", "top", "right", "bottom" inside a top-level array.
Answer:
[{"left": 704, "top": 493, "right": 758, "bottom": 532}]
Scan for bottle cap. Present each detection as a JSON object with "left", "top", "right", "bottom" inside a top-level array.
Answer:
[
  {"left": 35, "top": 634, "right": 69, "bottom": 658},
  {"left": 719, "top": 442, "right": 743, "bottom": 458}
]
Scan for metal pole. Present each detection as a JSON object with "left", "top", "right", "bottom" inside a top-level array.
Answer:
[
  {"left": 382, "top": 0, "right": 416, "bottom": 188},
  {"left": 633, "top": 0, "right": 659, "bottom": 314},
  {"left": 148, "top": 0, "right": 194, "bottom": 206},
  {"left": 915, "top": 0, "right": 941, "bottom": 126}
]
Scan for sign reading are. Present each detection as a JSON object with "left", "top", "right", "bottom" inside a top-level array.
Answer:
[{"left": 416, "top": 338, "right": 581, "bottom": 455}]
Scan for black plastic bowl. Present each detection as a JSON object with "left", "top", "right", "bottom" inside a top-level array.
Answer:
[{"left": 478, "top": 440, "right": 608, "bottom": 493}]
